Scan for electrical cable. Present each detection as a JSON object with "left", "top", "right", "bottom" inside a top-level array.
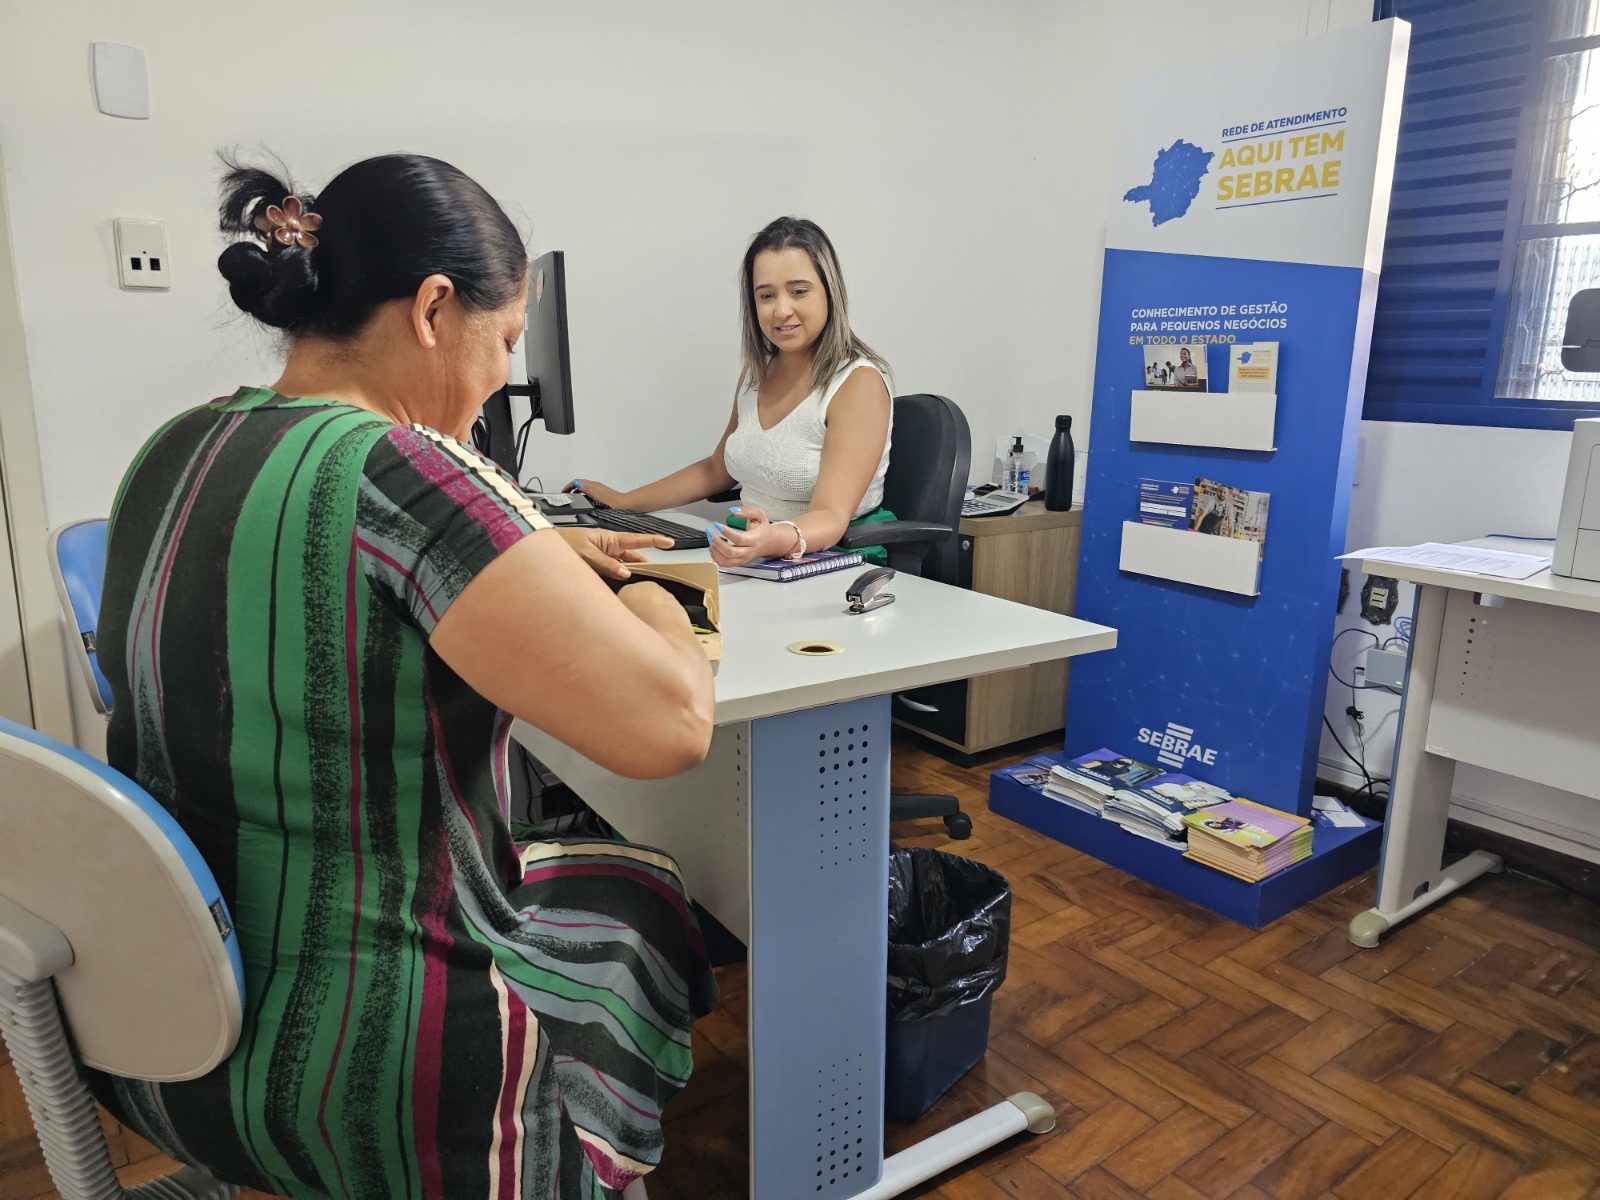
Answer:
[
  {"left": 1349, "top": 777, "right": 1391, "bottom": 803},
  {"left": 514, "top": 410, "right": 536, "bottom": 477},
  {"left": 1323, "top": 713, "right": 1374, "bottom": 788},
  {"left": 1333, "top": 627, "right": 1380, "bottom": 652},
  {"left": 1483, "top": 533, "right": 1555, "bottom": 541},
  {"left": 1329, "top": 626, "right": 1398, "bottom": 692}
]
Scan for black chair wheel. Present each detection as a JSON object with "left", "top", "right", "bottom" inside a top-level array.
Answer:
[{"left": 944, "top": 812, "right": 973, "bottom": 840}]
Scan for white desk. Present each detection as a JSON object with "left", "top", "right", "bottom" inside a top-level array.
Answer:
[
  {"left": 1348, "top": 539, "right": 1600, "bottom": 947},
  {"left": 514, "top": 539, "right": 1115, "bottom": 1199}
]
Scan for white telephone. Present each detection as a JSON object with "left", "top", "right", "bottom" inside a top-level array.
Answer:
[{"left": 961, "top": 489, "right": 1032, "bottom": 518}]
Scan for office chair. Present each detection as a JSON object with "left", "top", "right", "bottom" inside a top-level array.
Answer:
[
  {"left": 837, "top": 393, "right": 975, "bottom": 838},
  {"left": 0, "top": 716, "right": 245, "bottom": 1199},
  {"left": 49, "top": 519, "right": 113, "bottom": 716}
]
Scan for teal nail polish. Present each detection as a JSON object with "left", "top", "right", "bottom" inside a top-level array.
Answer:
[
  {"left": 704, "top": 529, "right": 714, "bottom": 544},
  {"left": 713, "top": 522, "right": 726, "bottom": 533}
]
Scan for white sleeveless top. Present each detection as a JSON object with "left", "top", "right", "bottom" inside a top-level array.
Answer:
[{"left": 721, "top": 358, "right": 892, "bottom": 523}]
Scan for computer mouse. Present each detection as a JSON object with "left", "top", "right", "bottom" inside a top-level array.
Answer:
[{"left": 845, "top": 566, "right": 896, "bottom": 614}]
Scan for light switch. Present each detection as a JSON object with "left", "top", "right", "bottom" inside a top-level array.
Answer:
[
  {"left": 114, "top": 219, "right": 170, "bottom": 290},
  {"left": 92, "top": 43, "right": 150, "bottom": 120}
]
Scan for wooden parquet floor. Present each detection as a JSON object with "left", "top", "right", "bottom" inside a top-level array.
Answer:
[{"left": 6, "top": 735, "right": 1600, "bottom": 1199}]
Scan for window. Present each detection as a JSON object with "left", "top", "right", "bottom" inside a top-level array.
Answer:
[{"left": 1367, "top": 0, "right": 1600, "bottom": 427}]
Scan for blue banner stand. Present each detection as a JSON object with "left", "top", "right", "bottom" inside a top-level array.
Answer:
[{"left": 989, "top": 20, "right": 1409, "bottom": 925}]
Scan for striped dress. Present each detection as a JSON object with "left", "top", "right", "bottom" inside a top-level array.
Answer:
[{"left": 90, "top": 387, "right": 718, "bottom": 1200}]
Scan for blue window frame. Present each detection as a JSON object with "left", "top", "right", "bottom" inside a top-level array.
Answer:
[{"left": 1368, "top": 0, "right": 1600, "bottom": 428}]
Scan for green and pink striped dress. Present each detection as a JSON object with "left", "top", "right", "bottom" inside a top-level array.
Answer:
[{"left": 90, "top": 387, "right": 717, "bottom": 1200}]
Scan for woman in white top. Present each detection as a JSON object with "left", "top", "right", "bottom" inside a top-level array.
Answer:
[{"left": 570, "top": 217, "right": 893, "bottom": 568}]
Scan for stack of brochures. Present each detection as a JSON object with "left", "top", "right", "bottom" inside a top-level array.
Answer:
[
  {"left": 1182, "top": 798, "right": 1313, "bottom": 882},
  {"left": 1044, "top": 749, "right": 1162, "bottom": 816},
  {"left": 1104, "top": 772, "right": 1235, "bottom": 848},
  {"left": 995, "top": 755, "right": 1055, "bottom": 786}
]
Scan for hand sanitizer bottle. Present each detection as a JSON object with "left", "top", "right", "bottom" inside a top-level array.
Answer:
[{"left": 1004, "top": 436, "right": 1026, "bottom": 491}]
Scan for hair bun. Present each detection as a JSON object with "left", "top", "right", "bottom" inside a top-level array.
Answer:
[{"left": 217, "top": 240, "right": 317, "bottom": 329}]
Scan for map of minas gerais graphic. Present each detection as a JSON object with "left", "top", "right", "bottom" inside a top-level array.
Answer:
[{"left": 1123, "top": 140, "right": 1216, "bottom": 227}]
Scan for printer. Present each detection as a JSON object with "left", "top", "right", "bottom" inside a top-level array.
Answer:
[{"left": 1554, "top": 418, "right": 1600, "bottom": 582}]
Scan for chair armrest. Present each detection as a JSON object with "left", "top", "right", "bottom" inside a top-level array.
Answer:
[{"left": 836, "top": 520, "right": 953, "bottom": 550}]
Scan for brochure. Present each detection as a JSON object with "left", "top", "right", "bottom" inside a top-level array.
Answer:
[
  {"left": 1228, "top": 342, "right": 1279, "bottom": 394},
  {"left": 1108, "top": 771, "right": 1234, "bottom": 835},
  {"left": 997, "top": 754, "right": 1061, "bottom": 791},
  {"left": 1138, "top": 478, "right": 1193, "bottom": 527},
  {"left": 1182, "top": 798, "right": 1308, "bottom": 849},
  {"left": 1143, "top": 343, "right": 1208, "bottom": 392},
  {"left": 1191, "top": 477, "right": 1270, "bottom": 544}
]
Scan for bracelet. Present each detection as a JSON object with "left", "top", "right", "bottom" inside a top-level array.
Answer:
[{"left": 773, "top": 520, "right": 807, "bottom": 561}]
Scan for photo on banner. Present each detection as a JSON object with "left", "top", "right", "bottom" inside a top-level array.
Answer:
[{"left": 1142, "top": 342, "right": 1209, "bottom": 391}]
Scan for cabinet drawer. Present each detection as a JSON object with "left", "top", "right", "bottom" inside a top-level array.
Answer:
[{"left": 893, "top": 678, "right": 969, "bottom": 745}]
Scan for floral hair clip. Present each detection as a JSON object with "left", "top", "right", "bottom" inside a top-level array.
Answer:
[{"left": 253, "top": 195, "right": 322, "bottom": 249}]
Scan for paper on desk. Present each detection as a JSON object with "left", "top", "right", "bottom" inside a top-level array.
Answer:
[
  {"left": 1339, "top": 542, "right": 1550, "bottom": 580},
  {"left": 1312, "top": 794, "right": 1367, "bottom": 828}
]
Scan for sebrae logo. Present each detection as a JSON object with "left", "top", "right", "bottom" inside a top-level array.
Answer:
[
  {"left": 1123, "top": 140, "right": 1216, "bottom": 227},
  {"left": 1137, "top": 721, "right": 1218, "bottom": 770}
]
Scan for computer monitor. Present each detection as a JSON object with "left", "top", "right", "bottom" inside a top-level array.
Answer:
[{"left": 474, "top": 249, "right": 574, "bottom": 476}]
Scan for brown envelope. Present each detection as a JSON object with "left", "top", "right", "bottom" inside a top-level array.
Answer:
[{"left": 620, "top": 560, "right": 722, "bottom": 661}]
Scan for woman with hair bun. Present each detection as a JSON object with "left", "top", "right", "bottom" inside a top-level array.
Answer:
[{"left": 91, "top": 153, "right": 718, "bottom": 1200}]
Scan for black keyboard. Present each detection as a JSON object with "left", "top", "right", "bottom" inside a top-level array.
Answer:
[{"left": 590, "top": 509, "right": 707, "bottom": 551}]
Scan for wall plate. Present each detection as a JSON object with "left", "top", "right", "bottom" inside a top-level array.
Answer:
[{"left": 113, "top": 219, "right": 169, "bottom": 290}]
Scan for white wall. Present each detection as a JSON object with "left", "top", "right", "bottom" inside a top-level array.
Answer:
[
  {"left": 1, "top": 0, "right": 1371, "bottom": 526},
  {"left": 1320, "top": 420, "right": 1600, "bottom": 863},
  {"left": 0, "top": 0, "right": 1036, "bottom": 523}
]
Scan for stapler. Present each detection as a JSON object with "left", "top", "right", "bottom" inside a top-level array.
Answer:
[{"left": 845, "top": 566, "right": 896, "bottom": 614}]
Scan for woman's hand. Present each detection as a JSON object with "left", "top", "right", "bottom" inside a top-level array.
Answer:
[
  {"left": 557, "top": 527, "right": 673, "bottom": 581},
  {"left": 565, "top": 478, "right": 629, "bottom": 509},
  {"left": 707, "top": 504, "right": 798, "bottom": 568}
]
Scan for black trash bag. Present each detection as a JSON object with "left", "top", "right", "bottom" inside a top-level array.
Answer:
[{"left": 886, "top": 845, "right": 1011, "bottom": 1022}]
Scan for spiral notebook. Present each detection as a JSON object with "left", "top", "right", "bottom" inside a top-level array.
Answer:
[{"left": 718, "top": 550, "right": 865, "bottom": 582}]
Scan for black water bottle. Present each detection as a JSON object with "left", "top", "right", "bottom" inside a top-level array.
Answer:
[{"left": 1044, "top": 414, "right": 1075, "bottom": 511}]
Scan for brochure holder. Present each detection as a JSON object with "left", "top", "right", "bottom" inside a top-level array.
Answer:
[
  {"left": 1129, "top": 390, "right": 1277, "bottom": 452},
  {"left": 1118, "top": 522, "right": 1262, "bottom": 596}
]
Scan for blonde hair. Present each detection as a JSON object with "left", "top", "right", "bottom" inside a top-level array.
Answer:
[{"left": 738, "top": 217, "right": 890, "bottom": 394}]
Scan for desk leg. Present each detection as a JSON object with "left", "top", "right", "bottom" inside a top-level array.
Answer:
[
  {"left": 748, "top": 696, "right": 890, "bottom": 1199},
  {"left": 1349, "top": 585, "right": 1500, "bottom": 948}
]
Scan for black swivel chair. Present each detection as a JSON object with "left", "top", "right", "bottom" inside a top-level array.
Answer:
[{"left": 836, "top": 393, "right": 974, "bottom": 838}]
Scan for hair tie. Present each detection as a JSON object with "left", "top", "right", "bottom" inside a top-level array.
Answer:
[{"left": 253, "top": 195, "right": 322, "bottom": 249}]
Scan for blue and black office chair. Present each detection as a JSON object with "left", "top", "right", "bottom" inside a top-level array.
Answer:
[
  {"left": 48, "top": 518, "right": 113, "bottom": 716},
  {"left": 837, "top": 393, "right": 975, "bottom": 838},
  {"left": 0, "top": 716, "right": 245, "bottom": 1199}
]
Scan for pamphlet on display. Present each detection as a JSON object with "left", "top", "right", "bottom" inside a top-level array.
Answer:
[
  {"left": 1228, "top": 342, "right": 1279, "bottom": 394},
  {"left": 1142, "top": 343, "right": 1208, "bottom": 392},
  {"left": 1138, "top": 478, "right": 1193, "bottom": 527},
  {"left": 1191, "top": 477, "right": 1270, "bottom": 544}
]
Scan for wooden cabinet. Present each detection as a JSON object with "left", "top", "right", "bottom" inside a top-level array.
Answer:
[{"left": 894, "top": 502, "right": 1083, "bottom": 761}]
